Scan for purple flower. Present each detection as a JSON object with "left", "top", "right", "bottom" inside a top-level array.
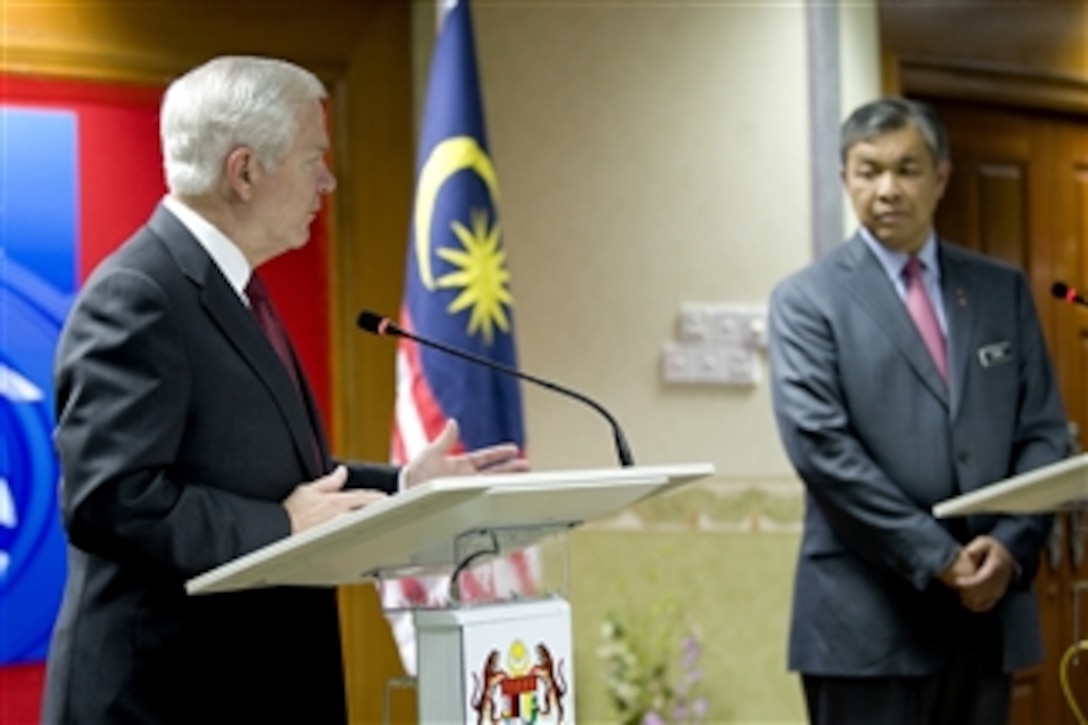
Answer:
[
  {"left": 642, "top": 712, "right": 666, "bottom": 725},
  {"left": 681, "top": 634, "right": 701, "bottom": 670},
  {"left": 683, "top": 668, "right": 703, "bottom": 688}
]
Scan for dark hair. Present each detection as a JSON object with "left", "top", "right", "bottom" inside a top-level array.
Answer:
[{"left": 840, "top": 97, "right": 948, "bottom": 166}]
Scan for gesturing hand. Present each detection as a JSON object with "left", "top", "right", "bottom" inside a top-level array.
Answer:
[
  {"left": 402, "top": 419, "right": 529, "bottom": 489},
  {"left": 282, "top": 465, "right": 388, "bottom": 534}
]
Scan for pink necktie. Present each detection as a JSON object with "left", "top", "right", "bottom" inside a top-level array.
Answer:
[{"left": 903, "top": 256, "right": 947, "bottom": 381}]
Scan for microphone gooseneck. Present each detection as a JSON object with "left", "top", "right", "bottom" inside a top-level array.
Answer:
[{"left": 356, "top": 310, "right": 635, "bottom": 467}]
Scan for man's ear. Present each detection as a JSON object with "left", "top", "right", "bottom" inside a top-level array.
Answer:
[
  {"left": 225, "top": 147, "right": 254, "bottom": 198},
  {"left": 935, "top": 159, "right": 952, "bottom": 199}
]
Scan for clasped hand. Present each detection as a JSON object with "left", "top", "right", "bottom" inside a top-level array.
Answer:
[
  {"left": 938, "top": 535, "right": 1016, "bottom": 613},
  {"left": 283, "top": 419, "right": 528, "bottom": 533}
]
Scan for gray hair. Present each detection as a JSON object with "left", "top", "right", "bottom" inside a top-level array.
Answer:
[
  {"left": 161, "top": 56, "right": 327, "bottom": 196},
  {"left": 840, "top": 97, "right": 948, "bottom": 166}
]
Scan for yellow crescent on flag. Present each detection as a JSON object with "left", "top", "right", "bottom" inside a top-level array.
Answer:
[{"left": 413, "top": 136, "right": 500, "bottom": 290}]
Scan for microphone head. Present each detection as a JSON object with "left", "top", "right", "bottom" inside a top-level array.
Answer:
[
  {"left": 357, "top": 310, "right": 391, "bottom": 335},
  {"left": 1052, "top": 282, "right": 1071, "bottom": 299}
]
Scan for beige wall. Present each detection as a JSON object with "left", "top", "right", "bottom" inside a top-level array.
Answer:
[
  {"left": 414, "top": 1, "right": 881, "bottom": 720},
  {"left": 477, "top": 3, "right": 809, "bottom": 476}
]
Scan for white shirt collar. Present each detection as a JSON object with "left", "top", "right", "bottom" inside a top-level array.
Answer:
[
  {"left": 858, "top": 225, "right": 941, "bottom": 285},
  {"left": 161, "top": 195, "right": 252, "bottom": 301}
]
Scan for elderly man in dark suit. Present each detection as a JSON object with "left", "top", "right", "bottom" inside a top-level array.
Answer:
[
  {"left": 769, "top": 97, "right": 1069, "bottom": 724},
  {"left": 41, "top": 55, "right": 526, "bottom": 724}
]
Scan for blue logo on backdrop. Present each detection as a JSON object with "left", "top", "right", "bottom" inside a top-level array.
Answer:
[{"left": 0, "top": 107, "right": 76, "bottom": 663}]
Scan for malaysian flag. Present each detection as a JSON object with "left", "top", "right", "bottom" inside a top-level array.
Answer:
[{"left": 384, "top": 0, "right": 538, "bottom": 675}]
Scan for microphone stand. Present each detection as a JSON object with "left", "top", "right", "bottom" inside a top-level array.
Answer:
[{"left": 359, "top": 312, "right": 635, "bottom": 467}]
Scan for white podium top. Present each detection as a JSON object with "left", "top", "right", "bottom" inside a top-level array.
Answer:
[
  {"left": 933, "top": 453, "right": 1088, "bottom": 518},
  {"left": 186, "top": 462, "right": 714, "bottom": 595}
]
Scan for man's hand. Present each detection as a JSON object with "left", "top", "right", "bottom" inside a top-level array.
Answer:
[
  {"left": 938, "top": 547, "right": 978, "bottom": 588},
  {"left": 403, "top": 419, "right": 529, "bottom": 489},
  {"left": 952, "top": 535, "right": 1017, "bottom": 613},
  {"left": 282, "top": 465, "right": 388, "bottom": 534}
]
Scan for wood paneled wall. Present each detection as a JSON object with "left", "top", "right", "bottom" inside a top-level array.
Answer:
[{"left": 2, "top": 2, "right": 416, "bottom": 721}]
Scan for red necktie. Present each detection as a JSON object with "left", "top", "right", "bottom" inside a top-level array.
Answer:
[
  {"left": 246, "top": 273, "right": 324, "bottom": 468},
  {"left": 903, "top": 256, "right": 948, "bottom": 380},
  {"left": 246, "top": 273, "right": 300, "bottom": 390}
]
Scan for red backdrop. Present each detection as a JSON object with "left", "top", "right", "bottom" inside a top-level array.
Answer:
[{"left": 0, "top": 73, "right": 333, "bottom": 724}]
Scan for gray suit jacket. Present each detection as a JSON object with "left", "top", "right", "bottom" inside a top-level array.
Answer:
[
  {"left": 43, "top": 204, "right": 399, "bottom": 724},
  {"left": 769, "top": 234, "right": 1068, "bottom": 677}
]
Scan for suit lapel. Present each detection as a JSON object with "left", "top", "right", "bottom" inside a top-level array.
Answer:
[
  {"left": 149, "top": 205, "right": 324, "bottom": 478},
  {"left": 939, "top": 243, "right": 977, "bottom": 420},
  {"left": 842, "top": 235, "right": 949, "bottom": 407}
]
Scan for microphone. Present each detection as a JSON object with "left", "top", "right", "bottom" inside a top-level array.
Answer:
[
  {"left": 1052, "top": 281, "right": 1088, "bottom": 307},
  {"left": 357, "top": 310, "right": 635, "bottom": 467}
]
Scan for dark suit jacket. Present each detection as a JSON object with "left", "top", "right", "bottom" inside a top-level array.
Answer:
[
  {"left": 769, "top": 235, "right": 1068, "bottom": 677},
  {"left": 42, "top": 204, "right": 399, "bottom": 724}
]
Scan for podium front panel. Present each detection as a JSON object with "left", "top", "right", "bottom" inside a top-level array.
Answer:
[{"left": 416, "top": 599, "right": 574, "bottom": 723}]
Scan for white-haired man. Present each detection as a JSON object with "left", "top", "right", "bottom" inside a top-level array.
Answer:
[{"left": 42, "top": 55, "right": 525, "bottom": 724}]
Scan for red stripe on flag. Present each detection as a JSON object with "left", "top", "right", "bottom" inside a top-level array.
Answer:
[
  {"left": 396, "top": 576, "right": 430, "bottom": 606},
  {"left": 397, "top": 311, "right": 465, "bottom": 457},
  {"left": 456, "top": 569, "right": 491, "bottom": 601},
  {"left": 390, "top": 430, "right": 408, "bottom": 470},
  {"left": 509, "top": 550, "right": 537, "bottom": 595}
]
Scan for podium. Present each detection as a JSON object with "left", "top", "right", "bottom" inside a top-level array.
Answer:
[
  {"left": 186, "top": 462, "right": 715, "bottom": 722},
  {"left": 933, "top": 453, "right": 1088, "bottom": 517}
]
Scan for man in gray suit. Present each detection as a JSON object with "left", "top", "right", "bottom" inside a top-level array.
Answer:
[
  {"left": 42, "top": 56, "right": 526, "bottom": 724},
  {"left": 769, "top": 97, "right": 1068, "bottom": 724}
]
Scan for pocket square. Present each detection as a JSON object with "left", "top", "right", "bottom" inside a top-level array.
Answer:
[{"left": 978, "top": 341, "right": 1012, "bottom": 367}]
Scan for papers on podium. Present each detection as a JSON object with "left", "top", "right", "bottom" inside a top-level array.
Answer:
[
  {"left": 933, "top": 452, "right": 1088, "bottom": 518},
  {"left": 186, "top": 463, "right": 715, "bottom": 596}
]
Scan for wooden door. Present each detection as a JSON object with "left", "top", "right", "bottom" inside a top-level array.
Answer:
[{"left": 926, "top": 97, "right": 1088, "bottom": 724}]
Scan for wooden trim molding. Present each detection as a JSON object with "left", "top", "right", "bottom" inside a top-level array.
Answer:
[
  {"left": 1, "top": 41, "right": 346, "bottom": 89},
  {"left": 898, "top": 55, "right": 1088, "bottom": 116}
]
